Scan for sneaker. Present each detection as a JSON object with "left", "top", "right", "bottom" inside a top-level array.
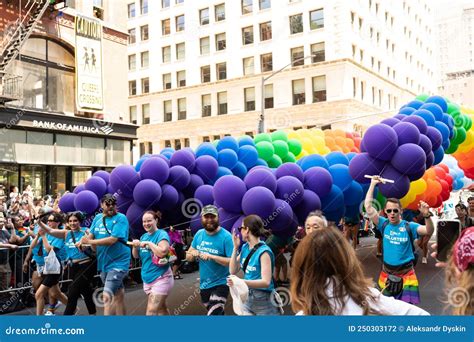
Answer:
[
  {"left": 422, "top": 257, "right": 427, "bottom": 264},
  {"left": 52, "top": 301, "right": 62, "bottom": 310},
  {"left": 45, "top": 311, "right": 55, "bottom": 316}
]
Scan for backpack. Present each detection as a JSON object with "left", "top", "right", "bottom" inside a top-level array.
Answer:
[{"left": 380, "top": 220, "right": 419, "bottom": 266}]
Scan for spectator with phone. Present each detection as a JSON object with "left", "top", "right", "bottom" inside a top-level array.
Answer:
[
  {"left": 365, "top": 176, "right": 435, "bottom": 304},
  {"left": 454, "top": 203, "right": 473, "bottom": 231}
]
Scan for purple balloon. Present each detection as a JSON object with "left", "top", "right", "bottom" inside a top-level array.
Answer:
[
  {"left": 393, "top": 114, "right": 407, "bottom": 121},
  {"left": 85, "top": 176, "right": 107, "bottom": 199},
  {"left": 116, "top": 194, "right": 134, "bottom": 214},
  {"left": 401, "top": 115, "right": 428, "bottom": 135},
  {"left": 349, "top": 153, "right": 385, "bottom": 183},
  {"left": 213, "top": 176, "right": 247, "bottom": 213},
  {"left": 151, "top": 154, "right": 171, "bottom": 166},
  {"left": 266, "top": 199, "right": 294, "bottom": 233},
  {"left": 408, "top": 167, "right": 426, "bottom": 182},
  {"left": 426, "top": 151, "right": 434, "bottom": 169},
  {"left": 244, "top": 168, "right": 277, "bottom": 192},
  {"left": 379, "top": 166, "right": 410, "bottom": 198},
  {"left": 107, "top": 184, "right": 115, "bottom": 194},
  {"left": 73, "top": 183, "right": 85, "bottom": 194},
  {"left": 391, "top": 144, "right": 426, "bottom": 175},
  {"left": 194, "top": 156, "right": 219, "bottom": 184},
  {"left": 170, "top": 149, "right": 195, "bottom": 172},
  {"left": 157, "top": 184, "right": 179, "bottom": 211},
  {"left": 362, "top": 124, "right": 398, "bottom": 161},
  {"left": 294, "top": 189, "right": 321, "bottom": 226},
  {"left": 183, "top": 174, "right": 204, "bottom": 197},
  {"left": 275, "top": 176, "right": 304, "bottom": 208},
  {"left": 275, "top": 163, "right": 304, "bottom": 182},
  {"left": 231, "top": 215, "right": 246, "bottom": 236},
  {"left": 126, "top": 202, "right": 146, "bottom": 238},
  {"left": 190, "top": 214, "right": 203, "bottom": 235},
  {"left": 241, "top": 186, "right": 275, "bottom": 219},
  {"left": 167, "top": 165, "right": 191, "bottom": 190},
  {"left": 393, "top": 122, "right": 421, "bottom": 145},
  {"left": 74, "top": 190, "right": 99, "bottom": 214},
  {"left": 93, "top": 170, "right": 110, "bottom": 185},
  {"left": 419, "top": 134, "right": 433, "bottom": 154},
  {"left": 380, "top": 118, "right": 400, "bottom": 127},
  {"left": 133, "top": 179, "right": 162, "bottom": 208},
  {"left": 303, "top": 167, "right": 333, "bottom": 198},
  {"left": 110, "top": 165, "right": 140, "bottom": 197},
  {"left": 140, "top": 157, "right": 170, "bottom": 185},
  {"left": 426, "top": 126, "right": 443, "bottom": 150},
  {"left": 58, "top": 193, "right": 77, "bottom": 212},
  {"left": 218, "top": 208, "right": 241, "bottom": 232},
  {"left": 194, "top": 185, "right": 214, "bottom": 206}
]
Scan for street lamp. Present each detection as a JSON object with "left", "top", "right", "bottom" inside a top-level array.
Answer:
[{"left": 258, "top": 54, "right": 317, "bottom": 134}]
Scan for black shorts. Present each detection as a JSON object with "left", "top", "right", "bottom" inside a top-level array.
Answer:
[
  {"left": 41, "top": 264, "right": 63, "bottom": 288},
  {"left": 200, "top": 284, "right": 229, "bottom": 315},
  {"left": 374, "top": 228, "right": 382, "bottom": 239}
]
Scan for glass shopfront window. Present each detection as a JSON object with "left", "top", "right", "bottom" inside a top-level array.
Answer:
[
  {"left": 72, "top": 167, "right": 92, "bottom": 187},
  {"left": 51, "top": 166, "right": 67, "bottom": 195},
  {"left": 56, "top": 134, "right": 82, "bottom": 165},
  {"left": 106, "top": 139, "right": 131, "bottom": 166},
  {"left": 20, "top": 165, "right": 46, "bottom": 197},
  {"left": 0, "top": 165, "right": 19, "bottom": 196},
  {"left": 0, "top": 130, "right": 26, "bottom": 162},
  {"left": 82, "top": 137, "right": 105, "bottom": 166}
]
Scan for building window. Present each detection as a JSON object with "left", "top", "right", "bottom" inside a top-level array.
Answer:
[
  {"left": 292, "top": 79, "right": 305, "bottom": 105},
  {"left": 200, "top": 8, "right": 209, "bottom": 25},
  {"left": 162, "top": 46, "right": 171, "bottom": 63},
  {"left": 176, "top": 0, "right": 184, "bottom": 3},
  {"left": 177, "top": 70, "right": 186, "bottom": 87},
  {"left": 264, "top": 84, "right": 273, "bottom": 109},
  {"left": 140, "top": 51, "right": 149, "bottom": 68},
  {"left": 127, "top": 3, "right": 135, "bottom": 18},
  {"left": 128, "top": 28, "right": 136, "bottom": 44},
  {"left": 216, "top": 33, "right": 226, "bottom": 51},
  {"left": 200, "top": 37, "right": 210, "bottom": 55},
  {"left": 202, "top": 136, "right": 210, "bottom": 143},
  {"left": 142, "top": 103, "right": 150, "bottom": 124},
  {"left": 140, "top": 0, "right": 148, "bottom": 14},
  {"left": 162, "top": 19, "right": 170, "bottom": 35},
  {"left": 311, "top": 42, "right": 325, "bottom": 63},
  {"left": 372, "top": 86, "right": 375, "bottom": 104},
  {"left": 176, "top": 42, "right": 185, "bottom": 60},
  {"left": 309, "top": 9, "right": 324, "bottom": 29},
  {"left": 129, "top": 106, "right": 137, "bottom": 124},
  {"left": 141, "top": 78, "right": 149, "bottom": 94},
  {"left": 242, "top": 0, "right": 253, "bottom": 14},
  {"left": 243, "top": 57, "right": 254, "bottom": 75},
  {"left": 175, "top": 139, "right": 182, "bottom": 150},
  {"left": 215, "top": 3, "right": 225, "bottom": 21},
  {"left": 352, "top": 77, "right": 357, "bottom": 97},
  {"left": 260, "top": 21, "right": 272, "bottom": 41},
  {"left": 259, "top": 0, "right": 270, "bottom": 10},
  {"left": 290, "top": 14, "right": 303, "bottom": 34},
  {"left": 128, "top": 54, "right": 136, "bottom": 70},
  {"left": 140, "top": 25, "right": 149, "bottom": 41},
  {"left": 244, "top": 87, "right": 255, "bottom": 111},
  {"left": 129, "top": 80, "right": 137, "bottom": 96},
  {"left": 201, "top": 65, "right": 211, "bottom": 83},
  {"left": 360, "top": 81, "right": 365, "bottom": 100},
  {"left": 165, "top": 140, "right": 172, "bottom": 148},
  {"left": 164, "top": 100, "right": 172, "bottom": 122},
  {"left": 162, "top": 0, "right": 170, "bottom": 8},
  {"left": 242, "top": 26, "right": 254, "bottom": 45},
  {"left": 291, "top": 46, "right": 304, "bottom": 66},
  {"left": 202, "top": 94, "right": 211, "bottom": 117},
  {"left": 218, "top": 92, "right": 227, "bottom": 115},
  {"left": 163, "top": 73, "right": 171, "bottom": 89},
  {"left": 261, "top": 53, "right": 272, "bottom": 72},
  {"left": 216, "top": 62, "right": 227, "bottom": 80},
  {"left": 184, "top": 138, "right": 190, "bottom": 147},
  {"left": 178, "top": 98, "right": 186, "bottom": 120},
  {"left": 176, "top": 15, "right": 185, "bottom": 32}
]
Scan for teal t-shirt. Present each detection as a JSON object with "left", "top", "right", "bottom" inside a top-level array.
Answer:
[
  {"left": 90, "top": 213, "right": 131, "bottom": 272},
  {"left": 139, "top": 229, "right": 171, "bottom": 284},
  {"left": 43, "top": 227, "right": 67, "bottom": 261},
  {"left": 65, "top": 228, "right": 89, "bottom": 261},
  {"left": 32, "top": 224, "right": 44, "bottom": 266},
  {"left": 191, "top": 227, "right": 233, "bottom": 289},
  {"left": 240, "top": 242, "right": 275, "bottom": 292}
]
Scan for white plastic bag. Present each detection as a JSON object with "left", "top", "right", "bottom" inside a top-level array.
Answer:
[{"left": 43, "top": 249, "right": 61, "bottom": 275}]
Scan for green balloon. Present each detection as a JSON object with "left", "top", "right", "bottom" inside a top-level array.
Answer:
[
  {"left": 270, "top": 130, "right": 288, "bottom": 142},
  {"left": 447, "top": 103, "right": 461, "bottom": 115},
  {"left": 453, "top": 114, "right": 464, "bottom": 128},
  {"left": 273, "top": 140, "right": 289, "bottom": 159},
  {"left": 254, "top": 133, "right": 272, "bottom": 144},
  {"left": 445, "top": 142, "right": 458, "bottom": 154},
  {"left": 415, "top": 94, "right": 429, "bottom": 102},
  {"left": 288, "top": 139, "right": 303, "bottom": 156},
  {"left": 282, "top": 152, "right": 296, "bottom": 163},
  {"left": 463, "top": 115, "right": 472, "bottom": 131},
  {"left": 375, "top": 191, "right": 387, "bottom": 208},
  {"left": 267, "top": 154, "right": 282, "bottom": 168},
  {"left": 256, "top": 141, "right": 274, "bottom": 160},
  {"left": 453, "top": 127, "right": 467, "bottom": 145}
]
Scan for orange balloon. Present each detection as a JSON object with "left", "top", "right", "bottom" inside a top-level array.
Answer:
[
  {"left": 325, "top": 136, "right": 336, "bottom": 145},
  {"left": 346, "top": 139, "right": 355, "bottom": 149},
  {"left": 334, "top": 129, "right": 346, "bottom": 138},
  {"left": 335, "top": 137, "right": 347, "bottom": 146},
  {"left": 345, "top": 132, "right": 354, "bottom": 139}
]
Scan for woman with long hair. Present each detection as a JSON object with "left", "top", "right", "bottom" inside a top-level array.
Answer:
[
  {"left": 131, "top": 211, "right": 174, "bottom": 315},
  {"left": 228, "top": 214, "right": 281, "bottom": 315},
  {"left": 290, "top": 227, "right": 429, "bottom": 315}
]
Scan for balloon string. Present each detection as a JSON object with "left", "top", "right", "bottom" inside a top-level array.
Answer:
[{"left": 379, "top": 163, "right": 388, "bottom": 177}]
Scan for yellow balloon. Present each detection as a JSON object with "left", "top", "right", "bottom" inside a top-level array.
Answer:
[
  {"left": 296, "top": 150, "right": 308, "bottom": 160},
  {"left": 321, "top": 147, "right": 331, "bottom": 154},
  {"left": 287, "top": 130, "right": 300, "bottom": 140},
  {"left": 312, "top": 136, "right": 326, "bottom": 150},
  {"left": 312, "top": 128, "right": 325, "bottom": 138}
]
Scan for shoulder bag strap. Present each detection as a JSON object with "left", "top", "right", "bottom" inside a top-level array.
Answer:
[{"left": 242, "top": 242, "right": 264, "bottom": 274}]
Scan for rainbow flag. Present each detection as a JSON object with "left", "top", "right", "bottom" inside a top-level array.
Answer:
[{"left": 378, "top": 268, "right": 420, "bottom": 304}]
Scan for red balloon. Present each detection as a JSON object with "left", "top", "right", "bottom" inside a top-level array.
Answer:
[
  {"left": 439, "top": 179, "right": 449, "bottom": 194},
  {"left": 434, "top": 166, "right": 447, "bottom": 179},
  {"left": 434, "top": 195, "right": 443, "bottom": 208},
  {"left": 445, "top": 174, "right": 453, "bottom": 185},
  {"left": 439, "top": 164, "right": 449, "bottom": 173}
]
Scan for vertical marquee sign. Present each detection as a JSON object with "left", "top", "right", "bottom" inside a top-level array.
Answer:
[{"left": 75, "top": 15, "right": 104, "bottom": 111}]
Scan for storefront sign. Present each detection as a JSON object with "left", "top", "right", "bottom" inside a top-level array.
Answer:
[
  {"left": 75, "top": 15, "right": 104, "bottom": 111},
  {"left": 32, "top": 120, "right": 102, "bottom": 134}
]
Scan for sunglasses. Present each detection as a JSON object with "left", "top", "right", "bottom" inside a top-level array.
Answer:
[
  {"left": 103, "top": 201, "right": 116, "bottom": 207},
  {"left": 48, "top": 219, "right": 58, "bottom": 223},
  {"left": 385, "top": 209, "right": 400, "bottom": 214},
  {"left": 238, "top": 226, "right": 246, "bottom": 232}
]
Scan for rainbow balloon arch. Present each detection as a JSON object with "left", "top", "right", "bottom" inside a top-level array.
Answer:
[{"left": 59, "top": 95, "right": 474, "bottom": 239}]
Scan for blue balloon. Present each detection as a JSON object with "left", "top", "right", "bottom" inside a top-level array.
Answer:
[
  {"left": 254, "top": 158, "right": 268, "bottom": 167},
  {"left": 405, "top": 100, "right": 424, "bottom": 110},
  {"left": 196, "top": 142, "right": 218, "bottom": 159},
  {"left": 346, "top": 152, "right": 357, "bottom": 161},
  {"left": 218, "top": 149, "right": 239, "bottom": 169},
  {"left": 398, "top": 107, "right": 416, "bottom": 115},
  {"left": 420, "top": 103, "right": 444, "bottom": 121},
  {"left": 343, "top": 181, "right": 364, "bottom": 206},
  {"left": 321, "top": 185, "right": 344, "bottom": 213},
  {"left": 345, "top": 204, "right": 360, "bottom": 219},
  {"left": 231, "top": 161, "right": 247, "bottom": 179},
  {"left": 413, "top": 109, "right": 436, "bottom": 126},
  {"left": 300, "top": 154, "right": 329, "bottom": 171},
  {"left": 328, "top": 164, "right": 352, "bottom": 191},
  {"left": 324, "top": 206, "right": 346, "bottom": 223},
  {"left": 212, "top": 166, "right": 233, "bottom": 183},
  {"left": 135, "top": 157, "right": 149, "bottom": 171},
  {"left": 442, "top": 139, "right": 450, "bottom": 150},
  {"left": 162, "top": 151, "right": 173, "bottom": 160},
  {"left": 239, "top": 136, "right": 255, "bottom": 147},
  {"left": 425, "top": 95, "right": 448, "bottom": 113},
  {"left": 238, "top": 145, "right": 259, "bottom": 168},
  {"left": 325, "top": 152, "right": 350, "bottom": 166},
  {"left": 160, "top": 148, "right": 175, "bottom": 154},
  {"left": 435, "top": 121, "right": 450, "bottom": 142},
  {"left": 217, "top": 136, "right": 239, "bottom": 152},
  {"left": 433, "top": 147, "right": 445, "bottom": 165}
]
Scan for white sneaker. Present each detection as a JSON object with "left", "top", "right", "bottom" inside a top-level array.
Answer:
[
  {"left": 45, "top": 311, "right": 55, "bottom": 316},
  {"left": 422, "top": 257, "right": 427, "bottom": 264}
]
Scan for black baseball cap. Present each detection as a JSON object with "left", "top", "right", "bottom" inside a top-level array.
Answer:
[{"left": 101, "top": 194, "right": 117, "bottom": 204}]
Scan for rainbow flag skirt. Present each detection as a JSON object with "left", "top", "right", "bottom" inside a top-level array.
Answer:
[{"left": 378, "top": 268, "right": 420, "bottom": 304}]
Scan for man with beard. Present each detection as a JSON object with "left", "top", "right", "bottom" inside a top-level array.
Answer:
[
  {"left": 186, "top": 205, "right": 233, "bottom": 315},
  {"left": 78, "top": 194, "right": 130, "bottom": 315}
]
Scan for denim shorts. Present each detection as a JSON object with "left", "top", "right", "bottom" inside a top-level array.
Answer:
[
  {"left": 100, "top": 269, "right": 128, "bottom": 296},
  {"left": 242, "top": 289, "right": 282, "bottom": 316}
]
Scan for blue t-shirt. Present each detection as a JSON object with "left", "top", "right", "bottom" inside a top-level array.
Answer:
[
  {"left": 377, "top": 216, "right": 420, "bottom": 266},
  {"left": 43, "top": 228, "right": 67, "bottom": 262},
  {"left": 139, "top": 229, "right": 170, "bottom": 284},
  {"left": 90, "top": 213, "right": 131, "bottom": 272},
  {"left": 191, "top": 227, "right": 233, "bottom": 289},
  {"left": 32, "top": 224, "right": 44, "bottom": 266},
  {"left": 240, "top": 242, "right": 275, "bottom": 292},
  {"left": 65, "top": 228, "right": 89, "bottom": 261}
]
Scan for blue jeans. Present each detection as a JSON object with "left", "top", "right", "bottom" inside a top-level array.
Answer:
[
  {"left": 242, "top": 289, "right": 282, "bottom": 316},
  {"left": 100, "top": 269, "right": 128, "bottom": 296}
]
